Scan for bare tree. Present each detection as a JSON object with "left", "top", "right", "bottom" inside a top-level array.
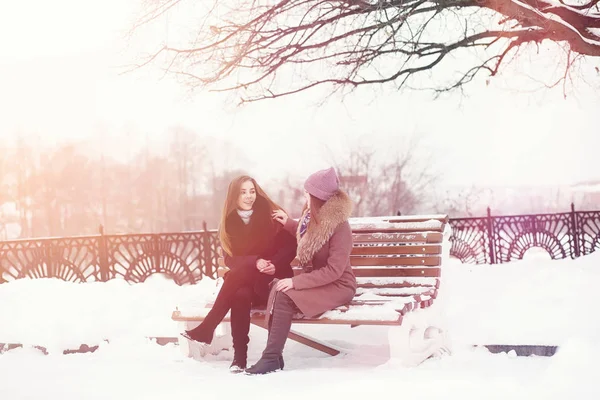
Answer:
[
  {"left": 0, "top": 128, "right": 261, "bottom": 238},
  {"left": 166, "top": 127, "right": 209, "bottom": 230},
  {"left": 128, "top": 0, "right": 600, "bottom": 103},
  {"left": 327, "top": 136, "right": 436, "bottom": 217},
  {"left": 13, "top": 136, "right": 38, "bottom": 237},
  {"left": 433, "top": 186, "right": 492, "bottom": 217},
  {"left": 265, "top": 175, "right": 307, "bottom": 218},
  {"left": 23, "top": 145, "right": 101, "bottom": 237},
  {"left": 0, "top": 145, "right": 14, "bottom": 240}
]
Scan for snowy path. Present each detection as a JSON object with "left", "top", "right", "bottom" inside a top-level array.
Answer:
[
  {"left": 1, "top": 252, "right": 599, "bottom": 399},
  {"left": 0, "top": 339, "right": 588, "bottom": 400}
]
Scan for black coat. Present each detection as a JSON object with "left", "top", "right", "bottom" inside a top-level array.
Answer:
[{"left": 223, "top": 196, "right": 296, "bottom": 303}]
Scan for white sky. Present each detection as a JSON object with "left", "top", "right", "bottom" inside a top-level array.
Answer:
[{"left": 1, "top": 0, "right": 598, "bottom": 190}]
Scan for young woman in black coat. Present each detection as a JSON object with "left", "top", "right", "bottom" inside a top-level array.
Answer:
[{"left": 182, "top": 176, "right": 296, "bottom": 372}]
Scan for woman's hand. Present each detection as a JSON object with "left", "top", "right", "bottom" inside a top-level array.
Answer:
[
  {"left": 256, "top": 258, "right": 269, "bottom": 271},
  {"left": 274, "top": 278, "right": 294, "bottom": 292},
  {"left": 256, "top": 259, "right": 276, "bottom": 275},
  {"left": 272, "top": 209, "right": 289, "bottom": 226},
  {"left": 261, "top": 262, "right": 276, "bottom": 275}
]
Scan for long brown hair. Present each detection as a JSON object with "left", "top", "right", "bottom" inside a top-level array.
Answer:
[{"left": 219, "top": 175, "right": 284, "bottom": 256}]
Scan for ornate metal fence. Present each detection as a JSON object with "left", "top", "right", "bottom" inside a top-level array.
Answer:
[
  {"left": 1, "top": 206, "right": 599, "bottom": 284},
  {"left": 0, "top": 224, "right": 220, "bottom": 285},
  {"left": 449, "top": 204, "right": 600, "bottom": 264}
]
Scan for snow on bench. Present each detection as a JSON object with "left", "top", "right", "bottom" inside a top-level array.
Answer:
[{"left": 348, "top": 217, "right": 444, "bottom": 231}]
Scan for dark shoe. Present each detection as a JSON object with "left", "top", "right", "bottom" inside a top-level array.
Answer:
[
  {"left": 229, "top": 357, "right": 247, "bottom": 374},
  {"left": 244, "top": 356, "right": 283, "bottom": 375},
  {"left": 279, "top": 355, "right": 285, "bottom": 370},
  {"left": 181, "top": 328, "right": 213, "bottom": 345}
]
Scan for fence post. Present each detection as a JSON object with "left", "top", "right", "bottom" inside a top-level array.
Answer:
[
  {"left": 44, "top": 239, "right": 54, "bottom": 279},
  {"left": 202, "top": 221, "right": 213, "bottom": 279},
  {"left": 570, "top": 203, "right": 580, "bottom": 258},
  {"left": 486, "top": 207, "right": 496, "bottom": 264},
  {"left": 153, "top": 233, "right": 161, "bottom": 274},
  {"left": 98, "top": 225, "right": 109, "bottom": 282}
]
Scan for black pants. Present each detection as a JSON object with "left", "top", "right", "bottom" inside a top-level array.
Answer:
[{"left": 187, "top": 265, "right": 270, "bottom": 359}]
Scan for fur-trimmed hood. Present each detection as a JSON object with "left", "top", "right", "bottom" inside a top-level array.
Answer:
[{"left": 296, "top": 190, "right": 353, "bottom": 266}]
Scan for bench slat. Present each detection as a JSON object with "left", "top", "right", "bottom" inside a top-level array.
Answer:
[
  {"left": 350, "top": 226, "right": 444, "bottom": 233},
  {"left": 357, "top": 282, "right": 437, "bottom": 290},
  {"left": 349, "top": 218, "right": 447, "bottom": 233},
  {"left": 291, "top": 265, "right": 440, "bottom": 276},
  {"left": 218, "top": 266, "right": 442, "bottom": 281},
  {"left": 351, "top": 245, "right": 442, "bottom": 256},
  {"left": 292, "top": 258, "right": 441, "bottom": 268},
  {"left": 273, "top": 317, "right": 402, "bottom": 326},
  {"left": 356, "top": 287, "right": 436, "bottom": 297},
  {"left": 173, "top": 305, "right": 408, "bottom": 326},
  {"left": 351, "top": 267, "right": 441, "bottom": 277},
  {"left": 351, "top": 215, "right": 448, "bottom": 223},
  {"left": 218, "top": 246, "right": 442, "bottom": 268},
  {"left": 357, "top": 277, "right": 439, "bottom": 289},
  {"left": 385, "top": 216, "right": 448, "bottom": 224},
  {"left": 350, "top": 256, "right": 441, "bottom": 267},
  {"left": 172, "top": 309, "right": 404, "bottom": 325},
  {"left": 352, "top": 232, "right": 443, "bottom": 244},
  {"left": 222, "top": 256, "right": 441, "bottom": 268}
]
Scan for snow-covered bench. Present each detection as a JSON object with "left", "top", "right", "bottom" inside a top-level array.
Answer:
[{"left": 172, "top": 215, "right": 451, "bottom": 366}]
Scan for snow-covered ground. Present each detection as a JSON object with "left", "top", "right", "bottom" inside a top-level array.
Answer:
[{"left": 1, "top": 252, "right": 599, "bottom": 399}]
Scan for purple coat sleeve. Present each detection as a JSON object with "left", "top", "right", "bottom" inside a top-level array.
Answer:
[
  {"left": 283, "top": 217, "right": 299, "bottom": 238},
  {"left": 291, "top": 223, "right": 352, "bottom": 290}
]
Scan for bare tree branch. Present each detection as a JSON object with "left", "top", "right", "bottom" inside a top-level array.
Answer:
[
  {"left": 126, "top": 0, "right": 600, "bottom": 102},
  {"left": 130, "top": 0, "right": 182, "bottom": 33}
]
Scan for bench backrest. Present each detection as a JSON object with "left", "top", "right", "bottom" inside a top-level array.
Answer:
[
  {"left": 218, "top": 215, "right": 449, "bottom": 280},
  {"left": 343, "top": 215, "right": 448, "bottom": 278}
]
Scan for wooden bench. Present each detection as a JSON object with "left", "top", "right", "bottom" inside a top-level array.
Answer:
[{"left": 172, "top": 214, "right": 451, "bottom": 366}]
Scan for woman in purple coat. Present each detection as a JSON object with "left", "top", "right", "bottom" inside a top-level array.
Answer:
[{"left": 245, "top": 167, "right": 357, "bottom": 375}]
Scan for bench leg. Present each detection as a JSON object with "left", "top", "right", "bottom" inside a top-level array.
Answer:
[
  {"left": 250, "top": 319, "right": 341, "bottom": 356},
  {"left": 178, "top": 320, "right": 233, "bottom": 361},
  {"left": 287, "top": 329, "right": 341, "bottom": 356},
  {"left": 387, "top": 304, "right": 451, "bottom": 367}
]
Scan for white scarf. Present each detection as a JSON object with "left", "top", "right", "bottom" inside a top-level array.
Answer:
[{"left": 236, "top": 209, "right": 254, "bottom": 225}]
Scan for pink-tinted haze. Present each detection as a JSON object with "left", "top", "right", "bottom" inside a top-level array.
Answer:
[{"left": 0, "top": 0, "right": 598, "bottom": 189}]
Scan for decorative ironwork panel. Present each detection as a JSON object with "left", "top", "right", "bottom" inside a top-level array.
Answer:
[
  {"left": 448, "top": 218, "right": 491, "bottom": 264},
  {"left": 492, "top": 213, "right": 574, "bottom": 263},
  {"left": 577, "top": 211, "right": 600, "bottom": 255},
  {"left": 202, "top": 231, "right": 220, "bottom": 280},
  {"left": 105, "top": 232, "right": 208, "bottom": 285},
  {"left": 0, "top": 236, "right": 101, "bottom": 283}
]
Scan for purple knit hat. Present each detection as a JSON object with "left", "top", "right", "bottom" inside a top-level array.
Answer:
[{"left": 304, "top": 167, "right": 340, "bottom": 201}]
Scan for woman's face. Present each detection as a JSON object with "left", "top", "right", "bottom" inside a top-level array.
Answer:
[
  {"left": 237, "top": 180, "right": 257, "bottom": 211},
  {"left": 303, "top": 189, "right": 311, "bottom": 209}
]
